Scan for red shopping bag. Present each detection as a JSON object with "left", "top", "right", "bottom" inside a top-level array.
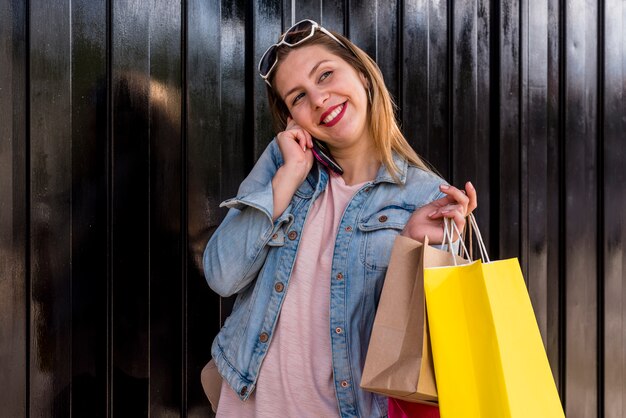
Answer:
[{"left": 388, "top": 398, "right": 440, "bottom": 418}]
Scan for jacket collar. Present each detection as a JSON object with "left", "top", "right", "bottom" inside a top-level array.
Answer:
[
  {"left": 299, "top": 151, "right": 408, "bottom": 198},
  {"left": 372, "top": 152, "right": 408, "bottom": 185}
]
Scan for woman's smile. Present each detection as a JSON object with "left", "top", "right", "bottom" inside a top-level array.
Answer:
[{"left": 320, "top": 101, "right": 347, "bottom": 126}]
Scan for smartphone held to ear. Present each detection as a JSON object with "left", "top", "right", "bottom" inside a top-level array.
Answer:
[{"left": 311, "top": 139, "right": 344, "bottom": 175}]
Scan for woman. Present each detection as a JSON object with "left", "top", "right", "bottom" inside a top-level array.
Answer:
[{"left": 203, "top": 20, "right": 477, "bottom": 417}]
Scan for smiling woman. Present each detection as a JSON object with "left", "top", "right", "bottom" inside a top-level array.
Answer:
[{"left": 202, "top": 19, "right": 477, "bottom": 418}]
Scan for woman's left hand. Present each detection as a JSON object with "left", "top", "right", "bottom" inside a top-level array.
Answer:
[{"left": 400, "top": 182, "right": 477, "bottom": 244}]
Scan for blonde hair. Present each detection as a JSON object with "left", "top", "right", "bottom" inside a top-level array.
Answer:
[{"left": 265, "top": 28, "right": 434, "bottom": 179}]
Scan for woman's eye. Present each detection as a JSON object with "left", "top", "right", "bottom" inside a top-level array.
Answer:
[
  {"left": 319, "top": 71, "right": 332, "bottom": 82},
  {"left": 292, "top": 92, "right": 305, "bottom": 105}
]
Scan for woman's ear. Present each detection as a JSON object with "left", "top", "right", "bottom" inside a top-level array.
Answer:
[
  {"left": 359, "top": 72, "right": 370, "bottom": 89},
  {"left": 359, "top": 73, "right": 373, "bottom": 105}
]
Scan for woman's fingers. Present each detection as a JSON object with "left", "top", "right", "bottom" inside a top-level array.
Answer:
[
  {"left": 292, "top": 129, "right": 310, "bottom": 151},
  {"left": 427, "top": 182, "right": 478, "bottom": 220},
  {"left": 281, "top": 119, "right": 312, "bottom": 152},
  {"left": 465, "top": 181, "right": 478, "bottom": 213},
  {"left": 278, "top": 127, "right": 311, "bottom": 152},
  {"left": 439, "top": 184, "right": 470, "bottom": 210},
  {"left": 444, "top": 205, "right": 466, "bottom": 237}
]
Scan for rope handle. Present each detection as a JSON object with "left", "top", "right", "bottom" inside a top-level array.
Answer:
[{"left": 442, "top": 213, "right": 490, "bottom": 263}]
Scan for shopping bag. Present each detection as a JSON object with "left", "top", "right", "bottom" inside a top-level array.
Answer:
[
  {"left": 388, "top": 398, "right": 440, "bottom": 418},
  {"left": 424, "top": 216, "right": 565, "bottom": 418},
  {"left": 360, "top": 234, "right": 466, "bottom": 404},
  {"left": 200, "top": 359, "right": 222, "bottom": 413}
]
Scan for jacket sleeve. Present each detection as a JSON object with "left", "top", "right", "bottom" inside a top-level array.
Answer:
[{"left": 202, "top": 139, "right": 292, "bottom": 297}]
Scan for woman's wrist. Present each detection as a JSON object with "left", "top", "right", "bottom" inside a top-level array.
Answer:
[{"left": 271, "top": 163, "right": 308, "bottom": 220}]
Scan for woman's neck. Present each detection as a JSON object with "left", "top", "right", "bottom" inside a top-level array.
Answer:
[{"left": 332, "top": 140, "right": 381, "bottom": 186}]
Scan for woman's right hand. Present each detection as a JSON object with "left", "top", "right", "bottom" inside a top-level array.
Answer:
[
  {"left": 271, "top": 118, "right": 315, "bottom": 220},
  {"left": 275, "top": 117, "right": 315, "bottom": 181}
]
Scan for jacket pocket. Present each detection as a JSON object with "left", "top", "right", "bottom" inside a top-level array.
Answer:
[{"left": 358, "top": 206, "right": 412, "bottom": 271}]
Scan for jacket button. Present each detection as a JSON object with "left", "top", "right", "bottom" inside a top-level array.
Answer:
[
  {"left": 274, "top": 282, "right": 284, "bottom": 292},
  {"left": 336, "top": 272, "right": 344, "bottom": 280},
  {"left": 240, "top": 386, "right": 248, "bottom": 396},
  {"left": 288, "top": 230, "right": 298, "bottom": 240},
  {"left": 378, "top": 215, "right": 388, "bottom": 223},
  {"left": 335, "top": 327, "right": 343, "bottom": 334},
  {"left": 259, "top": 332, "right": 269, "bottom": 343},
  {"left": 340, "top": 380, "right": 350, "bottom": 388},
  {"left": 271, "top": 233, "right": 278, "bottom": 240},
  {"left": 345, "top": 225, "right": 352, "bottom": 232}
]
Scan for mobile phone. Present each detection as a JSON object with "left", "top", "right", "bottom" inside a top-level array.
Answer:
[{"left": 312, "top": 139, "right": 344, "bottom": 175}]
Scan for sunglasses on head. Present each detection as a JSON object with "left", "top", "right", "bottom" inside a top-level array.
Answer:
[{"left": 258, "top": 19, "right": 347, "bottom": 87}]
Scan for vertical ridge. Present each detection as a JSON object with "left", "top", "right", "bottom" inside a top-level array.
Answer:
[
  {"left": 24, "top": 0, "right": 32, "bottom": 414},
  {"left": 447, "top": 0, "right": 453, "bottom": 181},
  {"left": 557, "top": 0, "right": 567, "bottom": 402},
  {"left": 595, "top": 0, "right": 605, "bottom": 416},
  {"left": 180, "top": 0, "right": 189, "bottom": 415},
  {"left": 105, "top": 0, "right": 113, "bottom": 415}
]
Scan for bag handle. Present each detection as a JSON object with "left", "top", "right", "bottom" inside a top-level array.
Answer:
[
  {"left": 462, "top": 216, "right": 474, "bottom": 260},
  {"left": 442, "top": 218, "right": 470, "bottom": 266},
  {"left": 468, "top": 213, "right": 490, "bottom": 263},
  {"left": 443, "top": 214, "right": 490, "bottom": 263}
]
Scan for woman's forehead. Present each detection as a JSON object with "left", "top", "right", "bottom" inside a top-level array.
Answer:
[{"left": 273, "top": 45, "right": 344, "bottom": 94}]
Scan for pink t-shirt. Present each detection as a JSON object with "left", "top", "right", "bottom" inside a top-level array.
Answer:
[{"left": 216, "top": 173, "right": 366, "bottom": 417}]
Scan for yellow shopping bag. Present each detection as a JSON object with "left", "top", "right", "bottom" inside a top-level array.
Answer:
[{"left": 424, "top": 216, "right": 565, "bottom": 418}]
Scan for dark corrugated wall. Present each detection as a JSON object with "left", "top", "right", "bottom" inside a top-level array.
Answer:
[{"left": 0, "top": 0, "right": 624, "bottom": 417}]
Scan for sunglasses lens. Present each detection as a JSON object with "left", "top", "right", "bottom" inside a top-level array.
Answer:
[
  {"left": 259, "top": 46, "right": 277, "bottom": 77},
  {"left": 283, "top": 20, "right": 315, "bottom": 45}
]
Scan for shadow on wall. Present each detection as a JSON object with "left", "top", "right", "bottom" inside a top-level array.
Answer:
[{"left": 26, "top": 70, "right": 215, "bottom": 415}]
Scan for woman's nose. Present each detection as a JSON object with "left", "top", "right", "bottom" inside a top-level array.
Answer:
[{"left": 311, "top": 90, "right": 329, "bottom": 108}]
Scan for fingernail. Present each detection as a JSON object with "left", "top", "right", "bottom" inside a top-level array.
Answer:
[
  {"left": 428, "top": 210, "right": 437, "bottom": 217},
  {"left": 440, "top": 184, "right": 449, "bottom": 190},
  {"left": 467, "top": 181, "right": 474, "bottom": 189}
]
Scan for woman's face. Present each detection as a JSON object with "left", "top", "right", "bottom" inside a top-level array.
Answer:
[{"left": 273, "top": 44, "right": 372, "bottom": 152}]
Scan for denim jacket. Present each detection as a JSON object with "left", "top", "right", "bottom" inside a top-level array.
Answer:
[{"left": 203, "top": 139, "right": 445, "bottom": 417}]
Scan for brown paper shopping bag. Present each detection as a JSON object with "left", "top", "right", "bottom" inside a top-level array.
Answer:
[
  {"left": 201, "top": 359, "right": 222, "bottom": 413},
  {"left": 360, "top": 234, "right": 466, "bottom": 405}
]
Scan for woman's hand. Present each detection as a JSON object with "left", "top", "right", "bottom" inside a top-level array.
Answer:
[
  {"left": 401, "top": 182, "right": 477, "bottom": 244},
  {"left": 275, "top": 117, "right": 315, "bottom": 181},
  {"left": 271, "top": 118, "right": 315, "bottom": 220}
]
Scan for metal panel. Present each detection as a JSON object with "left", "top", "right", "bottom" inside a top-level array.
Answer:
[
  {"left": 0, "top": 0, "right": 28, "bottom": 416},
  {"left": 186, "top": 0, "right": 222, "bottom": 416},
  {"left": 148, "top": 0, "right": 184, "bottom": 415},
  {"left": 523, "top": 0, "right": 564, "bottom": 397},
  {"left": 320, "top": 0, "right": 344, "bottom": 34},
  {"left": 29, "top": 0, "right": 73, "bottom": 415},
  {"left": 401, "top": 0, "right": 450, "bottom": 176},
  {"left": 450, "top": 0, "right": 492, "bottom": 249},
  {"left": 111, "top": 0, "right": 151, "bottom": 414},
  {"left": 217, "top": 0, "right": 248, "bottom": 326},
  {"left": 1, "top": 0, "right": 625, "bottom": 416},
  {"left": 252, "top": 0, "right": 282, "bottom": 158},
  {"left": 498, "top": 0, "right": 520, "bottom": 263},
  {"left": 70, "top": 0, "right": 109, "bottom": 415},
  {"left": 564, "top": 0, "right": 599, "bottom": 416},
  {"left": 294, "top": 0, "right": 321, "bottom": 24},
  {"left": 219, "top": 0, "right": 249, "bottom": 204},
  {"left": 522, "top": 0, "right": 547, "bottom": 340},
  {"left": 351, "top": 0, "right": 400, "bottom": 101},
  {"left": 603, "top": 1, "right": 626, "bottom": 417},
  {"left": 546, "top": 0, "right": 564, "bottom": 394}
]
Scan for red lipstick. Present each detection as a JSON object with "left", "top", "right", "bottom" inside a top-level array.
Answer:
[{"left": 320, "top": 102, "right": 347, "bottom": 127}]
